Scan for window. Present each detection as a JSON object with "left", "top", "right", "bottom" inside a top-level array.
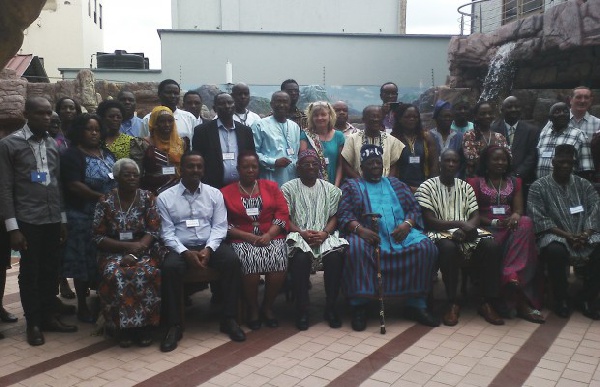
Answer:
[
  {"left": 88, "top": 0, "right": 91, "bottom": 16},
  {"left": 99, "top": 4, "right": 102, "bottom": 29},
  {"left": 94, "top": 0, "right": 97, "bottom": 23},
  {"left": 503, "top": 0, "right": 544, "bottom": 25}
]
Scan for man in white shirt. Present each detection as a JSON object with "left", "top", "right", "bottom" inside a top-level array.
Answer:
[
  {"left": 183, "top": 90, "right": 204, "bottom": 128},
  {"left": 231, "top": 83, "right": 261, "bottom": 128},
  {"left": 570, "top": 86, "right": 600, "bottom": 142},
  {"left": 141, "top": 79, "right": 197, "bottom": 146},
  {"left": 333, "top": 100, "right": 360, "bottom": 137},
  {"left": 157, "top": 151, "right": 245, "bottom": 352}
]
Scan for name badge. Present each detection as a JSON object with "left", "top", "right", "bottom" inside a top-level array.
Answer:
[
  {"left": 185, "top": 219, "right": 200, "bottom": 227},
  {"left": 30, "top": 171, "right": 47, "bottom": 183},
  {"left": 492, "top": 206, "right": 506, "bottom": 215},
  {"left": 542, "top": 151, "right": 553, "bottom": 158},
  {"left": 108, "top": 172, "right": 114, "bottom": 180},
  {"left": 119, "top": 232, "right": 133, "bottom": 241},
  {"left": 287, "top": 148, "right": 295, "bottom": 156},
  {"left": 409, "top": 156, "right": 421, "bottom": 164},
  {"left": 324, "top": 157, "right": 330, "bottom": 165},
  {"left": 570, "top": 205, "right": 584, "bottom": 215},
  {"left": 223, "top": 152, "right": 235, "bottom": 160},
  {"left": 162, "top": 166, "right": 176, "bottom": 175},
  {"left": 246, "top": 208, "right": 259, "bottom": 216}
]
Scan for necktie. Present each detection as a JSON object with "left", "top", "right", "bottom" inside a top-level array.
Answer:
[{"left": 508, "top": 126, "right": 515, "bottom": 145}]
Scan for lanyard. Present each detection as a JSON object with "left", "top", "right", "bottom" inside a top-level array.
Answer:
[{"left": 116, "top": 189, "right": 138, "bottom": 229}]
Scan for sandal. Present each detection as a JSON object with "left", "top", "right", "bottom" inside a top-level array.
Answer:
[{"left": 517, "top": 306, "right": 545, "bottom": 324}]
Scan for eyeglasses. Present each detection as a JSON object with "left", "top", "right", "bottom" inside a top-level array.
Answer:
[{"left": 299, "top": 162, "right": 320, "bottom": 168}]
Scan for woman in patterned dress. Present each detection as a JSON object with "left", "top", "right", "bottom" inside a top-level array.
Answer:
[
  {"left": 220, "top": 151, "right": 290, "bottom": 330},
  {"left": 462, "top": 101, "right": 509, "bottom": 177},
  {"left": 93, "top": 158, "right": 164, "bottom": 347},
  {"left": 61, "top": 114, "right": 117, "bottom": 323},
  {"left": 130, "top": 106, "right": 188, "bottom": 195},
  {"left": 97, "top": 100, "right": 133, "bottom": 160}
]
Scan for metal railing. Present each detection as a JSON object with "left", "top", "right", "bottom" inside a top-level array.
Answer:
[{"left": 457, "top": 0, "right": 563, "bottom": 35}]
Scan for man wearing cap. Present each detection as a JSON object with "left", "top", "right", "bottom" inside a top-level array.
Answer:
[{"left": 338, "top": 144, "right": 439, "bottom": 331}]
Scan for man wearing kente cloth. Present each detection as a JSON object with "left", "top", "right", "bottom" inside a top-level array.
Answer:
[{"left": 338, "top": 144, "right": 439, "bottom": 331}]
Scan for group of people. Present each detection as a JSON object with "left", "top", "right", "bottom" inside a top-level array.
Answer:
[{"left": 1, "top": 78, "right": 599, "bottom": 356}]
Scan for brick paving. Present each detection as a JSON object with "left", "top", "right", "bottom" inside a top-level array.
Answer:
[{"left": 1, "top": 262, "right": 600, "bottom": 386}]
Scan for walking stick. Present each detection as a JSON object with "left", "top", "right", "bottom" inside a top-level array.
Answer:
[{"left": 364, "top": 212, "right": 385, "bottom": 334}]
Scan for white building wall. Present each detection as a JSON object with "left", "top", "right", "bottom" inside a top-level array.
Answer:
[
  {"left": 171, "top": 0, "right": 406, "bottom": 34},
  {"left": 158, "top": 30, "right": 449, "bottom": 88},
  {"left": 19, "top": 0, "right": 104, "bottom": 81}
]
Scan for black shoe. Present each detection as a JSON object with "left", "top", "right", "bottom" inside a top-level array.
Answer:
[
  {"left": 323, "top": 309, "right": 342, "bottom": 328},
  {"left": 220, "top": 319, "right": 246, "bottom": 342},
  {"left": 404, "top": 307, "right": 440, "bottom": 327},
  {"left": 55, "top": 298, "right": 77, "bottom": 316},
  {"left": 118, "top": 330, "right": 134, "bottom": 348},
  {"left": 351, "top": 306, "right": 367, "bottom": 331},
  {"left": 41, "top": 317, "right": 78, "bottom": 333},
  {"left": 136, "top": 327, "right": 154, "bottom": 347},
  {"left": 160, "top": 325, "right": 182, "bottom": 352},
  {"left": 580, "top": 301, "right": 600, "bottom": 320},
  {"left": 0, "top": 308, "right": 18, "bottom": 323},
  {"left": 295, "top": 312, "right": 309, "bottom": 331},
  {"left": 555, "top": 300, "right": 570, "bottom": 318},
  {"left": 26, "top": 326, "right": 45, "bottom": 346},
  {"left": 247, "top": 319, "right": 262, "bottom": 330},
  {"left": 261, "top": 310, "right": 279, "bottom": 328}
]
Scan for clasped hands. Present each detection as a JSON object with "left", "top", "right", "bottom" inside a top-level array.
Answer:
[
  {"left": 566, "top": 232, "right": 592, "bottom": 250},
  {"left": 182, "top": 248, "right": 211, "bottom": 269},
  {"left": 300, "top": 230, "right": 328, "bottom": 247},
  {"left": 451, "top": 223, "right": 478, "bottom": 243}
]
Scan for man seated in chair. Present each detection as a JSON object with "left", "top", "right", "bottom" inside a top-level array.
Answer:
[
  {"left": 528, "top": 144, "right": 600, "bottom": 319},
  {"left": 415, "top": 149, "right": 504, "bottom": 327},
  {"left": 157, "top": 151, "right": 245, "bottom": 352}
]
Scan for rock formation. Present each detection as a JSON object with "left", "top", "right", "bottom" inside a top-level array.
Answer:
[{"left": 0, "top": 0, "right": 47, "bottom": 70}]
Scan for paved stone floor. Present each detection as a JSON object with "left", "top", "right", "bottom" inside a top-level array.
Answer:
[{"left": 1, "top": 261, "right": 600, "bottom": 387}]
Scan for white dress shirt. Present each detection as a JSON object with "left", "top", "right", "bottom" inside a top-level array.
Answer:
[{"left": 157, "top": 181, "right": 228, "bottom": 254}]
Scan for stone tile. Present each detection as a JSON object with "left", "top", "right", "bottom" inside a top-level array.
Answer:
[
  {"left": 298, "top": 356, "right": 329, "bottom": 370},
  {"left": 441, "top": 362, "right": 472, "bottom": 377},
  {"left": 311, "top": 366, "right": 345, "bottom": 381},
  {"left": 531, "top": 367, "right": 562, "bottom": 382},
  {"left": 255, "top": 364, "right": 287, "bottom": 379},
  {"left": 421, "top": 354, "right": 451, "bottom": 367},
  {"left": 411, "top": 361, "right": 441, "bottom": 376},
  {"left": 523, "top": 375, "right": 558, "bottom": 387},
  {"left": 561, "top": 368, "right": 592, "bottom": 384},
  {"left": 430, "top": 370, "right": 463, "bottom": 386},
  {"left": 361, "top": 380, "right": 393, "bottom": 387},
  {"left": 370, "top": 369, "right": 403, "bottom": 384},
  {"left": 269, "top": 373, "right": 301, "bottom": 387},
  {"left": 208, "top": 372, "right": 242, "bottom": 387},
  {"left": 401, "top": 369, "right": 433, "bottom": 384}
]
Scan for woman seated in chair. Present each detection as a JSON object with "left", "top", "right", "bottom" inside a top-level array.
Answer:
[
  {"left": 467, "top": 146, "right": 544, "bottom": 324},
  {"left": 220, "top": 151, "right": 290, "bottom": 330},
  {"left": 93, "top": 158, "right": 165, "bottom": 347}
]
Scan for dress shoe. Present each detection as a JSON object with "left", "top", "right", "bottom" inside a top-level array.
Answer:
[
  {"left": 443, "top": 304, "right": 460, "bottom": 326},
  {"left": 260, "top": 310, "right": 279, "bottom": 328},
  {"left": 554, "top": 300, "right": 570, "bottom": 318},
  {"left": 60, "top": 278, "right": 76, "bottom": 299},
  {"left": 54, "top": 297, "right": 77, "bottom": 316},
  {"left": 323, "top": 309, "right": 342, "bottom": 328},
  {"left": 295, "top": 312, "right": 309, "bottom": 331},
  {"left": 404, "top": 307, "right": 440, "bottom": 327},
  {"left": 26, "top": 326, "right": 45, "bottom": 346},
  {"left": 220, "top": 319, "right": 246, "bottom": 342},
  {"left": 579, "top": 300, "right": 600, "bottom": 320},
  {"left": 41, "top": 317, "right": 78, "bottom": 333},
  {"left": 247, "top": 319, "right": 262, "bottom": 330},
  {"left": 351, "top": 306, "right": 367, "bottom": 332},
  {"left": 0, "top": 308, "right": 18, "bottom": 323},
  {"left": 478, "top": 302, "right": 505, "bottom": 325},
  {"left": 160, "top": 325, "right": 182, "bottom": 352},
  {"left": 136, "top": 327, "right": 153, "bottom": 347},
  {"left": 118, "top": 330, "right": 133, "bottom": 348}
]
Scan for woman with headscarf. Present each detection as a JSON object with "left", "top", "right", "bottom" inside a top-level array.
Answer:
[{"left": 130, "top": 106, "right": 188, "bottom": 195}]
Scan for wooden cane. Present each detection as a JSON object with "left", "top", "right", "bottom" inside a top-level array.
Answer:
[{"left": 364, "top": 212, "right": 385, "bottom": 334}]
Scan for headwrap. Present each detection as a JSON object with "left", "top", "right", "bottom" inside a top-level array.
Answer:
[
  {"left": 298, "top": 149, "right": 318, "bottom": 162},
  {"left": 148, "top": 106, "right": 184, "bottom": 164},
  {"left": 360, "top": 144, "right": 383, "bottom": 164},
  {"left": 433, "top": 100, "right": 452, "bottom": 119}
]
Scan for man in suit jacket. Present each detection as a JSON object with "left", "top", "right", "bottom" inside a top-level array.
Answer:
[
  {"left": 491, "top": 96, "right": 540, "bottom": 185},
  {"left": 192, "top": 92, "right": 256, "bottom": 189}
]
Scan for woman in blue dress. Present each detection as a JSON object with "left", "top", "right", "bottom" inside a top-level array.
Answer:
[{"left": 61, "top": 113, "right": 117, "bottom": 323}]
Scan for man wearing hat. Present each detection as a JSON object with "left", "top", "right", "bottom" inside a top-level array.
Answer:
[
  {"left": 282, "top": 149, "right": 348, "bottom": 330},
  {"left": 337, "top": 144, "right": 439, "bottom": 331}
]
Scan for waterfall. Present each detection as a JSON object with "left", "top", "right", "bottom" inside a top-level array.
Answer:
[{"left": 479, "top": 42, "right": 517, "bottom": 102}]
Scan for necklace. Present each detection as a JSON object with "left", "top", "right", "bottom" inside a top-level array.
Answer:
[
  {"left": 116, "top": 189, "right": 138, "bottom": 227},
  {"left": 405, "top": 134, "right": 417, "bottom": 154},
  {"left": 234, "top": 110, "right": 248, "bottom": 125},
  {"left": 239, "top": 181, "right": 257, "bottom": 196},
  {"left": 482, "top": 131, "right": 493, "bottom": 146},
  {"left": 487, "top": 177, "right": 503, "bottom": 205}
]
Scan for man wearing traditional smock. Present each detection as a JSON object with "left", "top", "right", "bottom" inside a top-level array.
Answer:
[
  {"left": 338, "top": 144, "right": 439, "bottom": 331},
  {"left": 282, "top": 149, "right": 348, "bottom": 330},
  {"left": 528, "top": 144, "right": 600, "bottom": 320}
]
